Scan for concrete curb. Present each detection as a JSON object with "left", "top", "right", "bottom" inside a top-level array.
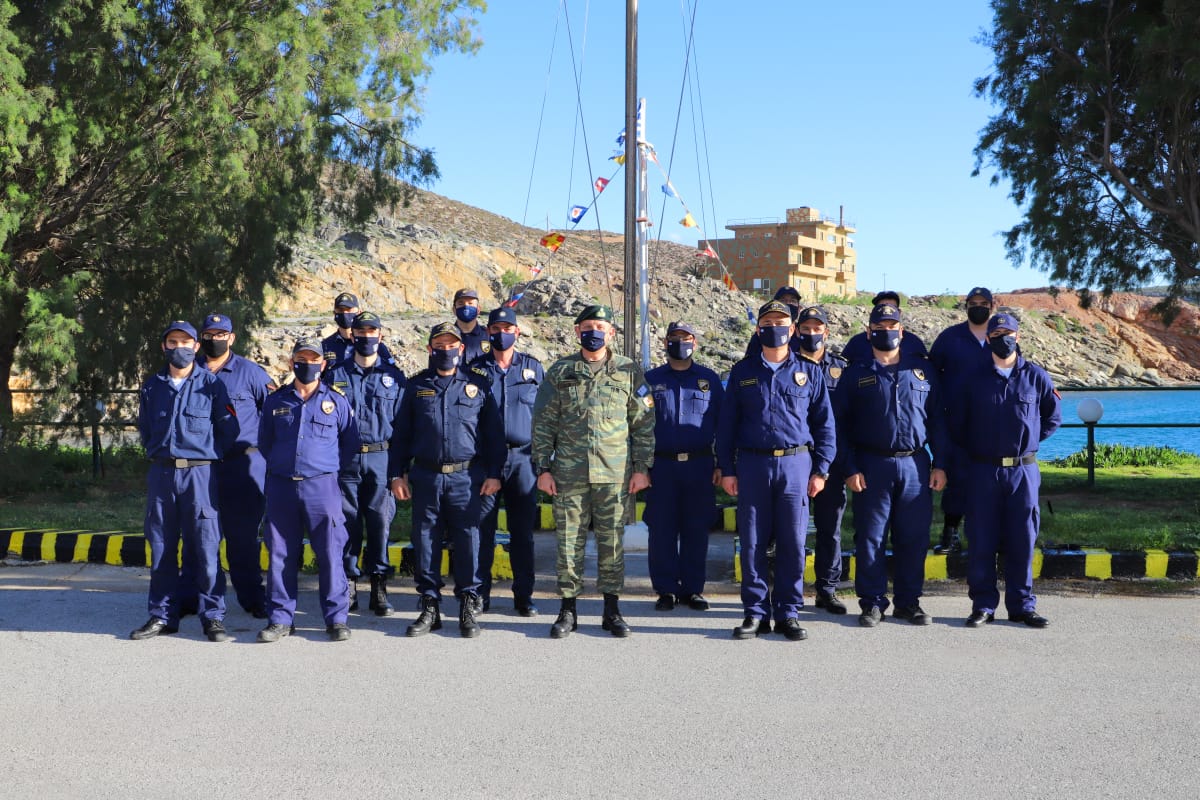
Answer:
[
  {"left": 4, "top": 527, "right": 1197, "bottom": 582},
  {"left": 0, "top": 528, "right": 514, "bottom": 580},
  {"left": 731, "top": 538, "right": 1200, "bottom": 582}
]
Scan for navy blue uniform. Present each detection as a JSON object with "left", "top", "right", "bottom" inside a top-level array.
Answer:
[
  {"left": 842, "top": 329, "right": 927, "bottom": 364},
  {"left": 325, "top": 358, "right": 407, "bottom": 581},
  {"left": 644, "top": 362, "right": 724, "bottom": 598},
  {"left": 950, "top": 357, "right": 1061, "bottom": 616},
  {"left": 389, "top": 366, "right": 506, "bottom": 602},
  {"left": 929, "top": 321, "right": 997, "bottom": 521},
  {"left": 832, "top": 356, "right": 947, "bottom": 613},
  {"left": 201, "top": 353, "right": 274, "bottom": 614},
  {"left": 138, "top": 366, "right": 239, "bottom": 625},
  {"left": 716, "top": 353, "right": 836, "bottom": 622},
  {"left": 458, "top": 323, "right": 490, "bottom": 363},
  {"left": 798, "top": 350, "right": 850, "bottom": 596},
  {"left": 472, "top": 350, "right": 545, "bottom": 607},
  {"left": 321, "top": 332, "right": 394, "bottom": 367},
  {"left": 259, "top": 382, "right": 361, "bottom": 627}
]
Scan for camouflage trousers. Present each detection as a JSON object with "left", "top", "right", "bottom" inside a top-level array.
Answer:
[{"left": 553, "top": 481, "right": 628, "bottom": 597}]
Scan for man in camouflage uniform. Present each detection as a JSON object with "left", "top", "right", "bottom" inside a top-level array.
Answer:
[{"left": 532, "top": 304, "right": 656, "bottom": 638}]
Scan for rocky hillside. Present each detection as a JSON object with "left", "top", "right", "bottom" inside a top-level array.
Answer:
[{"left": 245, "top": 185, "right": 1200, "bottom": 388}]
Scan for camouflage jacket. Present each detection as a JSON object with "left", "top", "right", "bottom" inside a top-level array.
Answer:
[{"left": 532, "top": 351, "right": 656, "bottom": 484}]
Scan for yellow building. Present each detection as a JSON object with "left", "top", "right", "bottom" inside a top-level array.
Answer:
[{"left": 704, "top": 206, "right": 857, "bottom": 303}]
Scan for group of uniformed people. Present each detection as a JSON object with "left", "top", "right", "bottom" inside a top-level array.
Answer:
[{"left": 132, "top": 282, "right": 1060, "bottom": 644}]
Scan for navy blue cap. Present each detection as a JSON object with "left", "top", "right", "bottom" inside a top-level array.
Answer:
[
  {"left": 333, "top": 292, "right": 359, "bottom": 309},
  {"left": 488, "top": 307, "right": 518, "bottom": 326},
  {"left": 162, "top": 320, "right": 197, "bottom": 340},
  {"left": 966, "top": 287, "right": 994, "bottom": 304},
  {"left": 351, "top": 311, "right": 382, "bottom": 329},
  {"left": 774, "top": 286, "right": 801, "bottom": 302},
  {"left": 869, "top": 304, "right": 902, "bottom": 324},
  {"left": 872, "top": 290, "right": 902, "bottom": 306},
  {"left": 429, "top": 321, "right": 464, "bottom": 344},
  {"left": 454, "top": 288, "right": 479, "bottom": 302},
  {"left": 797, "top": 306, "right": 828, "bottom": 325},
  {"left": 292, "top": 338, "right": 324, "bottom": 356},
  {"left": 201, "top": 313, "right": 233, "bottom": 333},
  {"left": 666, "top": 321, "right": 697, "bottom": 338},
  {"left": 987, "top": 312, "right": 1019, "bottom": 334},
  {"left": 757, "top": 300, "right": 793, "bottom": 321}
]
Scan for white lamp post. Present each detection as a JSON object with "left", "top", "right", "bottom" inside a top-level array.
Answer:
[{"left": 1077, "top": 398, "right": 1104, "bottom": 487}]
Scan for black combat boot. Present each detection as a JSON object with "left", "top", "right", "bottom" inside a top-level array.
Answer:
[
  {"left": 601, "top": 593, "right": 631, "bottom": 638},
  {"left": 348, "top": 578, "right": 359, "bottom": 613},
  {"left": 459, "top": 593, "right": 481, "bottom": 638},
  {"left": 934, "top": 525, "right": 961, "bottom": 555},
  {"left": 405, "top": 596, "right": 441, "bottom": 637},
  {"left": 369, "top": 574, "right": 394, "bottom": 617},
  {"left": 549, "top": 597, "right": 578, "bottom": 639}
]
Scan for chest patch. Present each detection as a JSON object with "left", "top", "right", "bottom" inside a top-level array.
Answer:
[
  {"left": 481, "top": 341, "right": 492, "bottom": 353},
  {"left": 523, "top": 368, "right": 536, "bottom": 382},
  {"left": 913, "top": 369, "right": 925, "bottom": 381},
  {"left": 794, "top": 372, "right": 807, "bottom": 386},
  {"left": 464, "top": 383, "right": 479, "bottom": 399},
  {"left": 320, "top": 400, "right": 335, "bottom": 415},
  {"left": 829, "top": 367, "right": 842, "bottom": 381},
  {"left": 381, "top": 375, "right": 394, "bottom": 388},
  {"left": 696, "top": 379, "right": 710, "bottom": 392}
]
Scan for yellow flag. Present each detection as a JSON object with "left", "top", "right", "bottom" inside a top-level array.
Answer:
[{"left": 680, "top": 213, "right": 698, "bottom": 228}]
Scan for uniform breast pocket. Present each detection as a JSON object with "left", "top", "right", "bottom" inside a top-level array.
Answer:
[
  {"left": 309, "top": 417, "right": 336, "bottom": 440},
  {"left": 781, "top": 383, "right": 811, "bottom": 410},
  {"left": 738, "top": 382, "right": 767, "bottom": 414},
  {"left": 272, "top": 411, "right": 296, "bottom": 433},
  {"left": 1016, "top": 394, "right": 1039, "bottom": 422},
  {"left": 453, "top": 393, "right": 484, "bottom": 422},
  {"left": 683, "top": 388, "right": 711, "bottom": 418},
  {"left": 369, "top": 384, "right": 400, "bottom": 414},
  {"left": 183, "top": 409, "right": 209, "bottom": 433},
  {"left": 517, "top": 382, "right": 539, "bottom": 406}
]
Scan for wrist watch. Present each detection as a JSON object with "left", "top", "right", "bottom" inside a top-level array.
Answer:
[{"left": 814, "top": 472, "right": 830, "bottom": 480}]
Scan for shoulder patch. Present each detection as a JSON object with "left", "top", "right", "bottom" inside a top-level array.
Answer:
[
  {"left": 636, "top": 384, "right": 650, "bottom": 397},
  {"left": 641, "top": 394, "right": 654, "bottom": 409},
  {"left": 829, "top": 367, "right": 842, "bottom": 381}
]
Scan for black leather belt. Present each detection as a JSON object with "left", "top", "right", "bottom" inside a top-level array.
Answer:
[
  {"left": 155, "top": 458, "right": 213, "bottom": 468},
  {"left": 359, "top": 442, "right": 388, "bottom": 453},
  {"left": 414, "top": 458, "right": 474, "bottom": 474},
  {"left": 654, "top": 450, "right": 712, "bottom": 462},
  {"left": 739, "top": 446, "right": 808, "bottom": 457},
  {"left": 859, "top": 446, "right": 917, "bottom": 458},
  {"left": 973, "top": 453, "right": 1037, "bottom": 467}
]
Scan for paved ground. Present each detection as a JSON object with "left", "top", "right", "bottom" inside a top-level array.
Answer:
[{"left": 1, "top": 540, "right": 1198, "bottom": 800}]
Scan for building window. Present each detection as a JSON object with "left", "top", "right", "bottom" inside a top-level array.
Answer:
[
  {"left": 738, "top": 247, "right": 745, "bottom": 259},
  {"left": 763, "top": 232, "right": 773, "bottom": 239},
  {"left": 751, "top": 247, "right": 759, "bottom": 258}
]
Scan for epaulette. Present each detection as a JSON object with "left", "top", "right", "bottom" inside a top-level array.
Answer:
[
  {"left": 471, "top": 366, "right": 488, "bottom": 378},
  {"left": 328, "top": 384, "right": 346, "bottom": 396}
]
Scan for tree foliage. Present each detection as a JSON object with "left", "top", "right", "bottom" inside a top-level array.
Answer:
[
  {"left": 975, "top": 0, "right": 1200, "bottom": 316},
  {"left": 0, "top": 0, "right": 483, "bottom": 424}
]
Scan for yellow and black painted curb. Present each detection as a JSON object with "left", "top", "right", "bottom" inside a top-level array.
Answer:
[
  {"left": 0, "top": 528, "right": 513, "bottom": 580},
  {"left": 732, "top": 538, "right": 1200, "bottom": 583}
]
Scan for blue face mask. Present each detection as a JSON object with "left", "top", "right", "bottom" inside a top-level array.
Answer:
[
  {"left": 869, "top": 329, "right": 902, "bottom": 352},
  {"left": 334, "top": 311, "right": 356, "bottom": 329},
  {"left": 989, "top": 334, "right": 1017, "bottom": 359},
  {"left": 430, "top": 348, "right": 461, "bottom": 372},
  {"left": 166, "top": 346, "right": 196, "bottom": 369},
  {"left": 455, "top": 305, "right": 479, "bottom": 324},
  {"left": 353, "top": 335, "right": 379, "bottom": 356},
  {"left": 580, "top": 329, "right": 607, "bottom": 352},
  {"left": 666, "top": 340, "right": 695, "bottom": 361},
  {"left": 489, "top": 331, "right": 517, "bottom": 352},
  {"left": 796, "top": 332, "right": 824, "bottom": 353},
  {"left": 293, "top": 361, "right": 322, "bottom": 384},
  {"left": 758, "top": 325, "right": 791, "bottom": 349}
]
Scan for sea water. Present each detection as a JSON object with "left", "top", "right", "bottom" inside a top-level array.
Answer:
[{"left": 1040, "top": 388, "right": 1200, "bottom": 460}]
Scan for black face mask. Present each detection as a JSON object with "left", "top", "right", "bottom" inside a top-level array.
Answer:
[
  {"left": 666, "top": 340, "right": 694, "bottom": 361},
  {"left": 989, "top": 334, "right": 1018, "bottom": 359},
  {"left": 430, "top": 349, "right": 461, "bottom": 372},
  {"left": 967, "top": 306, "right": 991, "bottom": 325},
  {"left": 200, "top": 339, "right": 229, "bottom": 359}
]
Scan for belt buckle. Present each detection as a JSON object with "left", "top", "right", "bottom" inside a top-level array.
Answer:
[
  {"left": 441, "top": 464, "right": 454, "bottom": 474},
  {"left": 772, "top": 448, "right": 785, "bottom": 457},
  {"left": 174, "top": 458, "right": 188, "bottom": 468},
  {"left": 292, "top": 475, "right": 304, "bottom": 481},
  {"left": 677, "top": 453, "right": 689, "bottom": 462},
  {"left": 361, "top": 445, "right": 370, "bottom": 453},
  {"left": 1000, "top": 456, "right": 1017, "bottom": 467}
]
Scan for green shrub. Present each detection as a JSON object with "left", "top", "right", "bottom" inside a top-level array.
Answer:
[
  {"left": 1051, "top": 444, "right": 1200, "bottom": 469},
  {"left": 0, "top": 442, "right": 146, "bottom": 496},
  {"left": 932, "top": 293, "right": 960, "bottom": 309},
  {"left": 500, "top": 269, "right": 523, "bottom": 291}
]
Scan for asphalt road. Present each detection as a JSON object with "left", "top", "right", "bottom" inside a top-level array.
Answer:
[{"left": 1, "top": 558, "right": 1197, "bottom": 800}]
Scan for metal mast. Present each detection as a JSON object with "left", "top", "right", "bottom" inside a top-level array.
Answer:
[{"left": 623, "top": 0, "right": 638, "bottom": 360}]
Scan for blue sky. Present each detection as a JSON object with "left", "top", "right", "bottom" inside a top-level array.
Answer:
[{"left": 414, "top": 1, "right": 1051, "bottom": 296}]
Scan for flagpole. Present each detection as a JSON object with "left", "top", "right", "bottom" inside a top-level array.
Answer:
[
  {"left": 623, "top": 0, "right": 638, "bottom": 360},
  {"left": 637, "top": 99, "right": 650, "bottom": 369}
]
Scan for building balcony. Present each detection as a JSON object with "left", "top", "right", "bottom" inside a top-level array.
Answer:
[{"left": 836, "top": 245, "right": 855, "bottom": 259}]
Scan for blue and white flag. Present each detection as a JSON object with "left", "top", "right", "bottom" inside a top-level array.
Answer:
[{"left": 568, "top": 205, "right": 587, "bottom": 224}]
